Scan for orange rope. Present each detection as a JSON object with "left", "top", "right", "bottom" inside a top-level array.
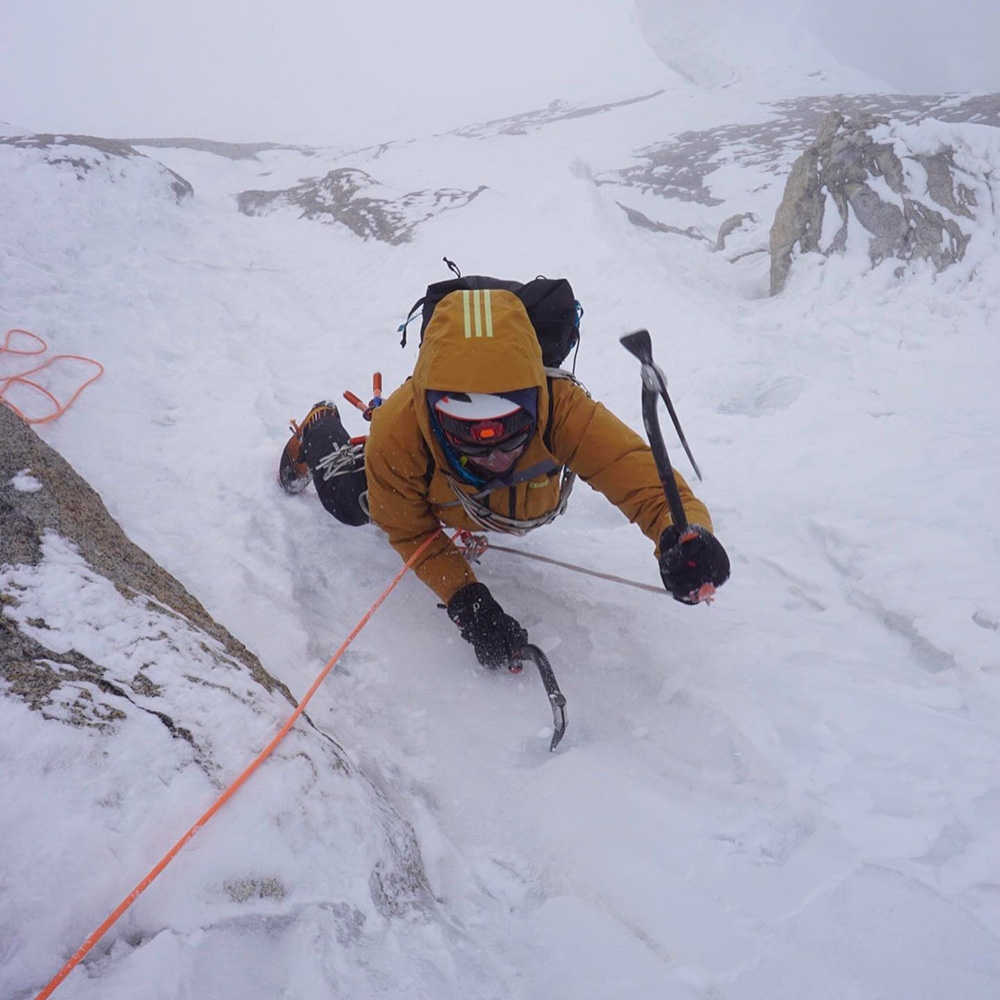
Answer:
[
  {"left": 34, "top": 528, "right": 444, "bottom": 1000},
  {"left": 1, "top": 328, "right": 104, "bottom": 425}
]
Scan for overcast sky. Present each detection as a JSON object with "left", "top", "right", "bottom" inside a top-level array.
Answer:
[
  {"left": 0, "top": 0, "right": 646, "bottom": 144},
  {"left": 800, "top": 0, "right": 1000, "bottom": 96},
  {"left": 2, "top": 0, "right": 998, "bottom": 145}
]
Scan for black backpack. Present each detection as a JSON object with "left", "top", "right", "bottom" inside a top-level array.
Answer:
[{"left": 398, "top": 270, "right": 582, "bottom": 370}]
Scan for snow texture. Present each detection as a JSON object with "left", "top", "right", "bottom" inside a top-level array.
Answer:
[{"left": 2, "top": 8, "right": 999, "bottom": 999}]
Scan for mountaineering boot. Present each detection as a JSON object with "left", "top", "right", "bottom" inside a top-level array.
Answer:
[{"left": 278, "top": 400, "right": 340, "bottom": 494}]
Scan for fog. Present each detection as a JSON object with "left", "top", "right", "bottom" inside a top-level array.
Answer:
[
  {"left": 800, "top": 0, "right": 1000, "bottom": 95},
  {"left": 0, "top": 0, "right": 650, "bottom": 144},
  {"left": 1, "top": 0, "right": 998, "bottom": 146}
]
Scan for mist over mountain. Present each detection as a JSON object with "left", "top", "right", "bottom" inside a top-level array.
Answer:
[{"left": 3, "top": 0, "right": 998, "bottom": 144}]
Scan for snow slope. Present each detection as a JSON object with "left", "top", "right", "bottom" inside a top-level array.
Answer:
[{"left": 2, "top": 13, "right": 1000, "bottom": 999}]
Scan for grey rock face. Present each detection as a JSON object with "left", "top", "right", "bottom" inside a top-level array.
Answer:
[
  {"left": 238, "top": 167, "right": 486, "bottom": 244},
  {"left": 124, "top": 136, "right": 314, "bottom": 160},
  {"left": 607, "top": 93, "right": 999, "bottom": 209},
  {"left": 0, "top": 403, "right": 297, "bottom": 764},
  {"left": 769, "top": 113, "right": 977, "bottom": 294},
  {"left": 0, "top": 403, "right": 288, "bottom": 711},
  {"left": 0, "top": 133, "right": 194, "bottom": 200},
  {"left": 450, "top": 90, "right": 664, "bottom": 139},
  {"left": 2, "top": 405, "right": 443, "bottom": 992},
  {"left": 615, "top": 201, "right": 713, "bottom": 242},
  {"left": 600, "top": 92, "right": 997, "bottom": 261}
]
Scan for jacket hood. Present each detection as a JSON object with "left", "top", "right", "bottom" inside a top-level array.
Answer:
[{"left": 411, "top": 289, "right": 550, "bottom": 456}]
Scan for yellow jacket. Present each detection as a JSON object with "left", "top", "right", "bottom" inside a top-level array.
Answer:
[{"left": 365, "top": 289, "right": 712, "bottom": 602}]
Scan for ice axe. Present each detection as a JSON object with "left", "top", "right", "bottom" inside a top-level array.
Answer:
[
  {"left": 513, "top": 644, "right": 567, "bottom": 751},
  {"left": 620, "top": 329, "right": 716, "bottom": 604}
]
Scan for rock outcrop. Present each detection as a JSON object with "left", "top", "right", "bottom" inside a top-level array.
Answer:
[
  {"left": 0, "top": 404, "right": 462, "bottom": 998},
  {"left": 769, "top": 112, "right": 981, "bottom": 294},
  {"left": 600, "top": 92, "right": 998, "bottom": 277},
  {"left": 238, "top": 167, "right": 486, "bottom": 244},
  {"left": 0, "top": 133, "right": 193, "bottom": 200},
  {"left": 0, "top": 402, "right": 289, "bottom": 717}
]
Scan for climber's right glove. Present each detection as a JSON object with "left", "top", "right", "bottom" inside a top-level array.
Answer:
[{"left": 446, "top": 582, "right": 528, "bottom": 670}]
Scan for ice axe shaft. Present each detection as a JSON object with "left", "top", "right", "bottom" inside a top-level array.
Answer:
[
  {"left": 620, "top": 329, "right": 691, "bottom": 532},
  {"left": 621, "top": 330, "right": 717, "bottom": 604}
]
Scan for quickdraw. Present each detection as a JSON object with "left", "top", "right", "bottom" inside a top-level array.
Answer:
[{"left": 343, "top": 371, "right": 383, "bottom": 422}]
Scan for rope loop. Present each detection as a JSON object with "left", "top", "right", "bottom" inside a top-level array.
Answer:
[{"left": 1, "top": 328, "right": 104, "bottom": 425}]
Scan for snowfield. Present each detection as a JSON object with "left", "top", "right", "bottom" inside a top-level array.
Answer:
[{"left": 2, "top": 11, "right": 1000, "bottom": 998}]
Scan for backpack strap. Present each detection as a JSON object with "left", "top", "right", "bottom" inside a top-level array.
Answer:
[
  {"left": 400, "top": 258, "right": 460, "bottom": 347},
  {"left": 541, "top": 367, "right": 590, "bottom": 450},
  {"left": 545, "top": 367, "right": 588, "bottom": 391}
]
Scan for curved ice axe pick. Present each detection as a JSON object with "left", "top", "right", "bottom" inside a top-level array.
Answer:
[
  {"left": 514, "top": 644, "right": 567, "bottom": 751},
  {"left": 620, "top": 329, "right": 716, "bottom": 604}
]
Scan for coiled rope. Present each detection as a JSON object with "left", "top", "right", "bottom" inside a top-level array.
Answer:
[{"left": 1, "top": 328, "right": 104, "bottom": 424}]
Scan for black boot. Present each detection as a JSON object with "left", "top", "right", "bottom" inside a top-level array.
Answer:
[
  {"left": 277, "top": 400, "right": 340, "bottom": 494},
  {"left": 303, "top": 408, "right": 370, "bottom": 526}
]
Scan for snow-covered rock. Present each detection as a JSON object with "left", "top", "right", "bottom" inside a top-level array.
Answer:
[
  {"left": 0, "top": 405, "right": 492, "bottom": 1000},
  {"left": 0, "top": 133, "right": 193, "bottom": 201},
  {"left": 237, "top": 166, "right": 486, "bottom": 244},
  {"left": 769, "top": 110, "right": 1000, "bottom": 293}
]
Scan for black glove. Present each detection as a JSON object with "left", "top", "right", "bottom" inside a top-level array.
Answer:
[
  {"left": 446, "top": 582, "right": 528, "bottom": 670},
  {"left": 658, "top": 525, "right": 731, "bottom": 604}
]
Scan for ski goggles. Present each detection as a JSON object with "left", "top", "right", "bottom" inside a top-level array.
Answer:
[
  {"left": 446, "top": 425, "right": 532, "bottom": 458},
  {"left": 435, "top": 406, "right": 534, "bottom": 457}
]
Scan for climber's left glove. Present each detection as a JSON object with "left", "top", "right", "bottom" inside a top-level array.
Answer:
[{"left": 658, "top": 525, "right": 731, "bottom": 604}]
